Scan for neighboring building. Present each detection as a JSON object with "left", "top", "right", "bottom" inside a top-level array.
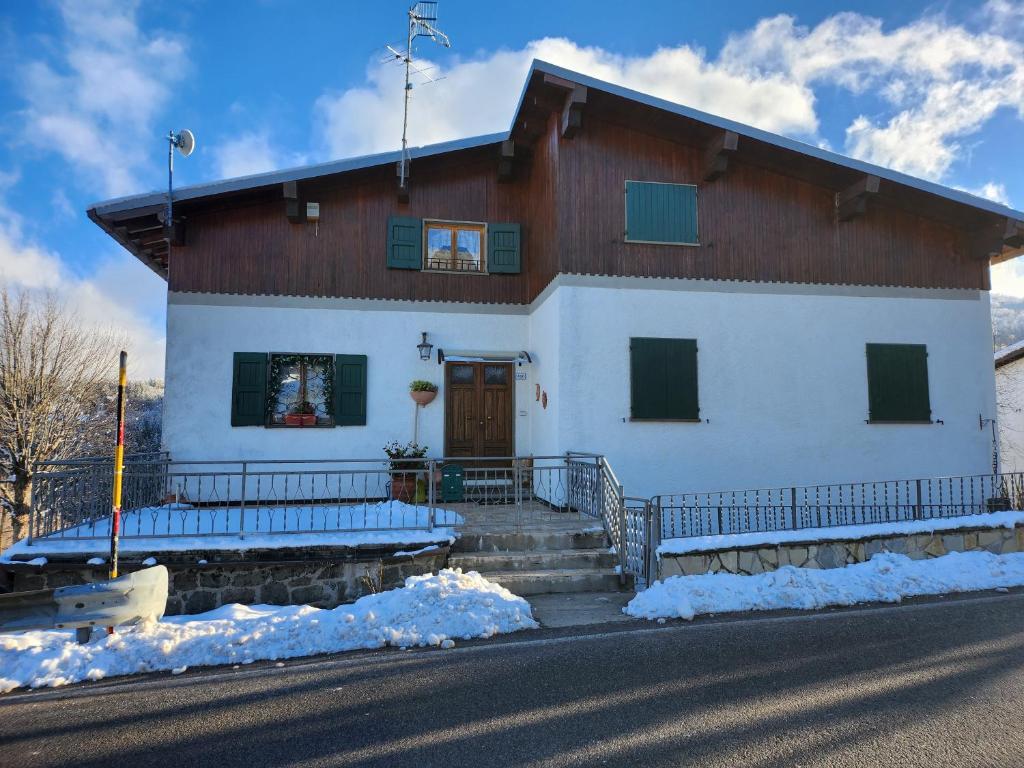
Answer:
[
  {"left": 88, "top": 61, "right": 1024, "bottom": 498},
  {"left": 996, "top": 340, "right": 1024, "bottom": 473}
]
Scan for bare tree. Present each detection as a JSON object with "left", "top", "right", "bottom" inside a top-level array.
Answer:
[{"left": 0, "top": 288, "right": 126, "bottom": 543}]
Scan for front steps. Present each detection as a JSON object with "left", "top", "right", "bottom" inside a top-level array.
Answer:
[{"left": 449, "top": 529, "right": 632, "bottom": 597}]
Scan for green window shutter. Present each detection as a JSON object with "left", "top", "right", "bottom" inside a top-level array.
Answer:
[
  {"left": 630, "top": 338, "right": 699, "bottom": 420},
  {"left": 866, "top": 343, "right": 931, "bottom": 422},
  {"left": 487, "top": 223, "right": 521, "bottom": 274},
  {"left": 386, "top": 216, "right": 422, "bottom": 269},
  {"left": 334, "top": 354, "right": 367, "bottom": 426},
  {"left": 231, "top": 353, "right": 267, "bottom": 427},
  {"left": 625, "top": 181, "right": 698, "bottom": 244}
]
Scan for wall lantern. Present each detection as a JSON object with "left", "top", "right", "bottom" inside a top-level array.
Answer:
[{"left": 416, "top": 332, "right": 434, "bottom": 361}]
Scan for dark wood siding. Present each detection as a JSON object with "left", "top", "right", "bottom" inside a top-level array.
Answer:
[
  {"left": 556, "top": 116, "right": 985, "bottom": 291},
  {"left": 167, "top": 110, "right": 986, "bottom": 302}
]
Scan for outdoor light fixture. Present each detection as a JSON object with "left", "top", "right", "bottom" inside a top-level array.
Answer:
[{"left": 417, "top": 332, "right": 434, "bottom": 361}]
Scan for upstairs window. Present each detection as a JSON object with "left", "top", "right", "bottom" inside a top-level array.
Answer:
[
  {"left": 865, "top": 343, "right": 932, "bottom": 423},
  {"left": 624, "top": 181, "right": 698, "bottom": 245},
  {"left": 268, "top": 353, "right": 334, "bottom": 426},
  {"left": 424, "top": 221, "right": 486, "bottom": 272},
  {"left": 630, "top": 337, "right": 700, "bottom": 421}
]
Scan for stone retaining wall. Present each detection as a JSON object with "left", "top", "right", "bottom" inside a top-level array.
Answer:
[
  {"left": 659, "top": 525, "right": 1024, "bottom": 579},
  {"left": 2, "top": 545, "right": 449, "bottom": 616}
]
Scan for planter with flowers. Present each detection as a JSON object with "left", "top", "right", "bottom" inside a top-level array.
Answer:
[
  {"left": 384, "top": 440, "right": 429, "bottom": 502},
  {"left": 410, "top": 380, "right": 438, "bottom": 406},
  {"left": 284, "top": 401, "right": 318, "bottom": 426}
]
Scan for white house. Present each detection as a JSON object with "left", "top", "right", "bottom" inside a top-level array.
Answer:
[{"left": 88, "top": 61, "right": 1024, "bottom": 499}]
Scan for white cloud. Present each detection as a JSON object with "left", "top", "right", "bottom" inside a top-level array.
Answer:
[
  {"left": 15, "top": 0, "right": 187, "bottom": 197},
  {"left": 314, "top": 37, "right": 819, "bottom": 160},
  {"left": 719, "top": 11, "right": 1024, "bottom": 180},
  {"left": 211, "top": 131, "right": 309, "bottom": 179},
  {"left": 0, "top": 182, "right": 165, "bottom": 378}
]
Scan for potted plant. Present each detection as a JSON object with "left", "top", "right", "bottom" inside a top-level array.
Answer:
[
  {"left": 410, "top": 380, "right": 438, "bottom": 406},
  {"left": 284, "top": 401, "right": 318, "bottom": 427},
  {"left": 384, "top": 440, "right": 429, "bottom": 501}
]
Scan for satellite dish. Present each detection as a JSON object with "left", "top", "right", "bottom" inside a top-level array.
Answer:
[{"left": 174, "top": 129, "right": 195, "bottom": 157}]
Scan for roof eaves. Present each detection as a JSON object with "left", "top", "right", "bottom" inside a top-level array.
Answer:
[
  {"left": 88, "top": 131, "right": 509, "bottom": 217},
  {"left": 525, "top": 59, "right": 1024, "bottom": 222}
]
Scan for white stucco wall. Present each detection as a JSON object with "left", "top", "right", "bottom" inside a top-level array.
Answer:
[
  {"left": 997, "top": 357, "right": 1024, "bottom": 472},
  {"left": 547, "top": 279, "right": 996, "bottom": 497},
  {"left": 164, "top": 296, "right": 531, "bottom": 462},
  {"left": 163, "top": 278, "right": 997, "bottom": 499}
]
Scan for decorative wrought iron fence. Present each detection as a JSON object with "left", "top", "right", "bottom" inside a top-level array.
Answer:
[{"left": 653, "top": 472, "right": 1024, "bottom": 541}]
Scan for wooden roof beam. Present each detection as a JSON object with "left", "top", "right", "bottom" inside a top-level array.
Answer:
[
  {"left": 981, "top": 218, "right": 1024, "bottom": 263},
  {"left": 541, "top": 73, "right": 586, "bottom": 138},
  {"left": 703, "top": 130, "right": 739, "bottom": 182},
  {"left": 836, "top": 174, "right": 880, "bottom": 222},
  {"left": 497, "top": 140, "right": 516, "bottom": 183},
  {"left": 283, "top": 180, "right": 305, "bottom": 222}
]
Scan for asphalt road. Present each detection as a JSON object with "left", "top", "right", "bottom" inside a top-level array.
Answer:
[{"left": 3, "top": 592, "right": 1024, "bottom": 767}]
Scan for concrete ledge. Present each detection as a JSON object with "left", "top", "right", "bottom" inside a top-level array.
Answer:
[{"left": 659, "top": 524, "right": 1024, "bottom": 579}]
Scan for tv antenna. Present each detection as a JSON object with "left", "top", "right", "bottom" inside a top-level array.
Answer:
[
  {"left": 165, "top": 129, "right": 195, "bottom": 242},
  {"left": 389, "top": 2, "right": 451, "bottom": 193}
]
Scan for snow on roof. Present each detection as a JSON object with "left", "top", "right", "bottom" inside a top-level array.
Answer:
[{"left": 995, "top": 337, "right": 1024, "bottom": 368}]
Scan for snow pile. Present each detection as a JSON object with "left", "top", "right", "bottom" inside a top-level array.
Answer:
[
  {"left": 657, "top": 511, "right": 1024, "bottom": 556},
  {"left": 3, "top": 500, "right": 462, "bottom": 559},
  {"left": 0, "top": 569, "right": 536, "bottom": 693},
  {"left": 626, "top": 551, "right": 1024, "bottom": 621}
]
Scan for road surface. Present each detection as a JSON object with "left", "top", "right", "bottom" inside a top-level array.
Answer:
[{"left": 2, "top": 592, "right": 1023, "bottom": 767}]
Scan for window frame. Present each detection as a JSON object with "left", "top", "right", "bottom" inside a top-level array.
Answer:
[
  {"left": 629, "top": 337, "right": 701, "bottom": 422},
  {"left": 623, "top": 180, "right": 700, "bottom": 247},
  {"left": 865, "top": 342, "right": 933, "bottom": 425},
  {"left": 422, "top": 219, "right": 488, "bottom": 274},
  {"left": 266, "top": 352, "right": 336, "bottom": 428}
]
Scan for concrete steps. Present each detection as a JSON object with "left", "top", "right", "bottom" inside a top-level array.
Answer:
[
  {"left": 481, "top": 568, "right": 627, "bottom": 596},
  {"left": 449, "top": 549, "right": 618, "bottom": 573},
  {"left": 452, "top": 530, "right": 607, "bottom": 553}
]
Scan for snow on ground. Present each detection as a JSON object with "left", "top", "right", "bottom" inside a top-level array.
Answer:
[
  {"left": 2, "top": 501, "right": 461, "bottom": 560},
  {"left": 657, "top": 511, "right": 1024, "bottom": 556},
  {"left": 627, "top": 550, "right": 1024, "bottom": 621},
  {"left": 0, "top": 569, "right": 537, "bottom": 693}
]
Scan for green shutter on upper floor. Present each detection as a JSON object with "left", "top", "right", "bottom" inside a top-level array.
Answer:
[
  {"left": 231, "top": 352, "right": 268, "bottom": 426},
  {"left": 625, "top": 181, "right": 698, "bottom": 245},
  {"left": 487, "top": 223, "right": 521, "bottom": 274},
  {"left": 630, "top": 337, "right": 699, "bottom": 420},
  {"left": 334, "top": 354, "right": 367, "bottom": 426},
  {"left": 386, "top": 216, "right": 423, "bottom": 269},
  {"left": 866, "top": 343, "right": 931, "bottom": 422}
]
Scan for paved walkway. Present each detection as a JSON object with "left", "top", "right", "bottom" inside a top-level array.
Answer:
[{"left": 527, "top": 591, "right": 635, "bottom": 627}]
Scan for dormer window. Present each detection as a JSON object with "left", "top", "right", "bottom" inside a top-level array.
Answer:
[{"left": 424, "top": 221, "right": 486, "bottom": 272}]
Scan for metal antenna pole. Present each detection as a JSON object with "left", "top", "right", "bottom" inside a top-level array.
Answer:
[
  {"left": 166, "top": 130, "right": 174, "bottom": 236},
  {"left": 400, "top": 8, "right": 414, "bottom": 189}
]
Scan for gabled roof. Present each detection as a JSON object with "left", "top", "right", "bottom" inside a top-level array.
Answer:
[{"left": 89, "top": 59, "right": 1024, "bottom": 276}]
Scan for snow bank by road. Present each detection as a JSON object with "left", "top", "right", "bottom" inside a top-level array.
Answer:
[
  {"left": 626, "top": 551, "right": 1024, "bottom": 621},
  {"left": 0, "top": 569, "right": 537, "bottom": 693},
  {"left": 657, "top": 511, "right": 1024, "bottom": 556}
]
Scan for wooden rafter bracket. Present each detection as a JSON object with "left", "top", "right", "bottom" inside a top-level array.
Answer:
[
  {"left": 703, "top": 130, "right": 739, "bottom": 182},
  {"left": 283, "top": 180, "right": 305, "bottom": 222},
  {"left": 542, "top": 73, "right": 587, "bottom": 139},
  {"left": 836, "top": 175, "right": 880, "bottom": 222},
  {"left": 976, "top": 217, "right": 1024, "bottom": 263},
  {"left": 497, "top": 140, "right": 516, "bottom": 182}
]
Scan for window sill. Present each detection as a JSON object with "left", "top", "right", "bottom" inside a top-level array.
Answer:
[
  {"left": 266, "top": 423, "right": 336, "bottom": 429},
  {"left": 866, "top": 419, "right": 933, "bottom": 425},
  {"left": 423, "top": 268, "right": 489, "bottom": 276},
  {"left": 629, "top": 417, "right": 702, "bottom": 423},
  {"left": 623, "top": 239, "right": 701, "bottom": 247}
]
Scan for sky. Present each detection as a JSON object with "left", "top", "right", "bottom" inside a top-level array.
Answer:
[{"left": 2, "top": 0, "right": 1024, "bottom": 378}]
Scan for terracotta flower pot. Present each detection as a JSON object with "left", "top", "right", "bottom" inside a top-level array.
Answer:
[
  {"left": 410, "top": 389, "right": 437, "bottom": 406},
  {"left": 284, "top": 413, "right": 317, "bottom": 426},
  {"left": 391, "top": 474, "right": 417, "bottom": 502}
]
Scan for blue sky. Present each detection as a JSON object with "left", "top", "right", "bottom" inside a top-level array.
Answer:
[{"left": 1, "top": 0, "right": 1023, "bottom": 377}]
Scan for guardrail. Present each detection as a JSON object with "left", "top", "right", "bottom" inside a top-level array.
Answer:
[
  {"left": 27, "top": 453, "right": 614, "bottom": 544},
  {"left": 653, "top": 472, "right": 1024, "bottom": 541}
]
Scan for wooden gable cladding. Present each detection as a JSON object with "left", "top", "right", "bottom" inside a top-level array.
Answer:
[
  {"left": 168, "top": 146, "right": 545, "bottom": 303},
  {"left": 553, "top": 115, "right": 986, "bottom": 290}
]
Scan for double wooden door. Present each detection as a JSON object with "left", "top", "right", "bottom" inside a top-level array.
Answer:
[{"left": 444, "top": 362, "right": 514, "bottom": 460}]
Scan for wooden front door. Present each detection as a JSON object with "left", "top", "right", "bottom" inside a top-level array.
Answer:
[{"left": 444, "top": 362, "right": 514, "bottom": 460}]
